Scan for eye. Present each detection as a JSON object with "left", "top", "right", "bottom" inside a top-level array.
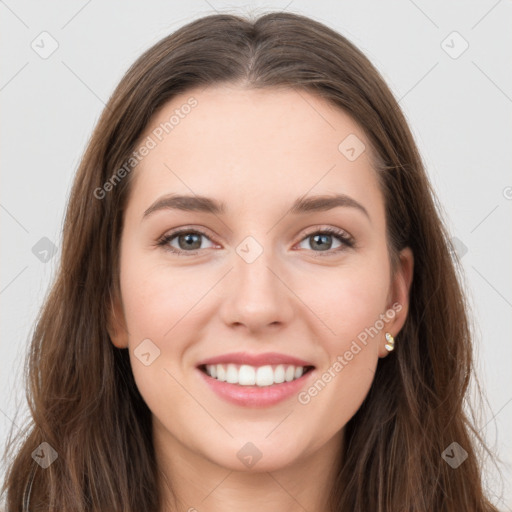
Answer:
[
  {"left": 157, "top": 229, "right": 216, "bottom": 255},
  {"left": 156, "top": 226, "right": 355, "bottom": 257},
  {"left": 296, "top": 227, "right": 355, "bottom": 256}
]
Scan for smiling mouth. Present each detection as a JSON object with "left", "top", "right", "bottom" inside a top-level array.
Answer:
[{"left": 198, "top": 363, "right": 315, "bottom": 387}]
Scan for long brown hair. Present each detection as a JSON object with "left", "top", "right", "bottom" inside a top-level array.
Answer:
[{"left": 1, "top": 11, "right": 501, "bottom": 511}]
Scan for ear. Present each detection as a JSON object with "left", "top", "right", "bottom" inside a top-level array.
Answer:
[
  {"left": 107, "top": 290, "right": 129, "bottom": 349},
  {"left": 379, "top": 247, "right": 414, "bottom": 358}
]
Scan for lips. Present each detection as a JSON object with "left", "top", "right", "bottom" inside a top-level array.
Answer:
[
  {"left": 196, "top": 362, "right": 317, "bottom": 407},
  {"left": 196, "top": 351, "right": 315, "bottom": 368},
  {"left": 195, "top": 351, "right": 316, "bottom": 406}
]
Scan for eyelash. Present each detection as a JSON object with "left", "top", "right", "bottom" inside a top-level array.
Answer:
[{"left": 156, "top": 226, "right": 355, "bottom": 257}]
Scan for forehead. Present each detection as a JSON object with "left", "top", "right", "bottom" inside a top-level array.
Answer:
[{"left": 128, "top": 85, "right": 383, "bottom": 219}]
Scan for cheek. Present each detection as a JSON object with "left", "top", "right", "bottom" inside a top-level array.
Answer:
[
  {"left": 296, "top": 267, "right": 386, "bottom": 440},
  {"left": 117, "top": 247, "right": 216, "bottom": 398},
  {"left": 119, "top": 245, "right": 208, "bottom": 338},
  {"left": 304, "top": 259, "right": 390, "bottom": 348},
  {"left": 119, "top": 259, "right": 191, "bottom": 424}
]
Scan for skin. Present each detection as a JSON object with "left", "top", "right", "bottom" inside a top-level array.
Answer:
[{"left": 108, "top": 84, "right": 414, "bottom": 512}]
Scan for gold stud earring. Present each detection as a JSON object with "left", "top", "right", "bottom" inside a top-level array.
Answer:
[{"left": 384, "top": 332, "right": 395, "bottom": 352}]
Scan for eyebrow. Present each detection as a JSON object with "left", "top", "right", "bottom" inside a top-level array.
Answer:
[{"left": 142, "top": 193, "right": 370, "bottom": 221}]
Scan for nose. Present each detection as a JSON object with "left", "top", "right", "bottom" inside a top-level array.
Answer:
[{"left": 218, "top": 244, "right": 295, "bottom": 334}]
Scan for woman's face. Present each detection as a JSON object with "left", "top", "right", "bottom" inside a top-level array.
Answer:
[{"left": 109, "top": 85, "right": 413, "bottom": 473}]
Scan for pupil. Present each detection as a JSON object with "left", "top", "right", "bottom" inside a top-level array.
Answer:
[
  {"left": 179, "top": 233, "right": 201, "bottom": 250},
  {"left": 312, "top": 234, "right": 331, "bottom": 251}
]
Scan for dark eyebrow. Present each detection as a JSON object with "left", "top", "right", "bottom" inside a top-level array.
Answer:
[
  {"left": 143, "top": 194, "right": 226, "bottom": 218},
  {"left": 289, "top": 194, "right": 370, "bottom": 220},
  {"left": 142, "top": 193, "right": 370, "bottom": 221}
]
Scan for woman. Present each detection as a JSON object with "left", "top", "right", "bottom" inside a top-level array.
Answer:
[{"left": 1, "top": 11, "right": 500, "bottom": 511}]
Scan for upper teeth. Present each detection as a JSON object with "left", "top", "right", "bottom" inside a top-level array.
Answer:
[{"left": 205, "top": 364, "right": 307, "bottom": 387}]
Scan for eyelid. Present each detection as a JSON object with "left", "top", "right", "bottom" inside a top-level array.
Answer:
[
  {"left": 156, "top": 225, "right": 355, "bottom": 256},
  {"left": 156, "top": 227, "right": 218, "bottom": 254},
  {"left": 295, "top": 226, "right": 355, "bottom": 256},
  {"left": 300, "top": 225, "right": 354, "bottom": 245}
]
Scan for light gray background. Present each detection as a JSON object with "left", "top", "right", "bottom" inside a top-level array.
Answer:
[{"left": 1, "top": 0, "right": 511, "bottom": 508}]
